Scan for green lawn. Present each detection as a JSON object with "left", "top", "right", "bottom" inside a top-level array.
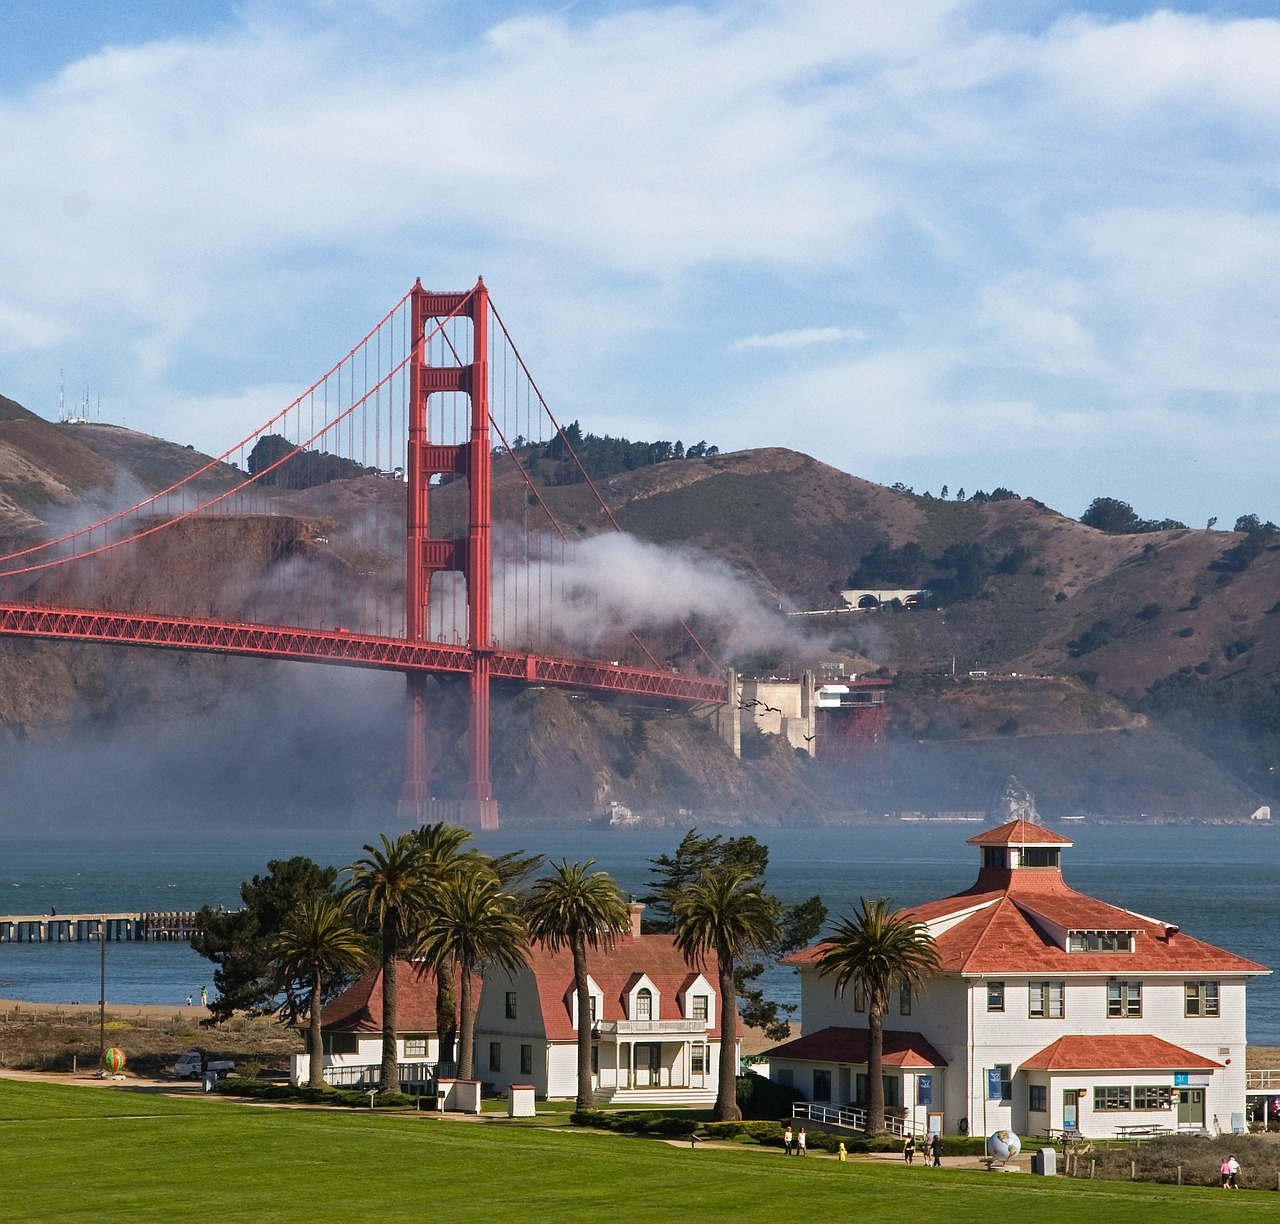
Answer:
[{"left": 0, "top": 1080, "right": 1273, "bottom": 1223}]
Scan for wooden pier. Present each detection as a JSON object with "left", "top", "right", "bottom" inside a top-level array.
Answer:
[{"left": 0, "top": 911, "right": 203, "bottom": 943}]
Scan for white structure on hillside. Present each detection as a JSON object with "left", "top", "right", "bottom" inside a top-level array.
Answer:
[{"left": 772, "top": 819, "right": 1268, "bottom": 1138}]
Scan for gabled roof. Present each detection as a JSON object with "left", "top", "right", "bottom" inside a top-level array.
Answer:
[
  {"left": 967, "top": 819, "right": 1074, "bottom": 847},
  {"left": 1020, "top": 1034, "right": 1224, "bottom": 1072},
  {"left": 319, "top": 961, "right": 446, "bottom": 1034},
  {"left": 518, "top": 933, "right": 728, "bottom": 1042},
  {"left": 765, "top": 1026, "right": 946, "bottom": 1069}
]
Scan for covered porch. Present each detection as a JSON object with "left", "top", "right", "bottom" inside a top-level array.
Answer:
[{"left": 592, "top": 1019, "right": 716, "bottom": 1102}]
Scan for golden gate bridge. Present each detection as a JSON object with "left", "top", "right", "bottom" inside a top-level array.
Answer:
[{"left": 0, "top": 281, "right": 734, "bottom": 830}]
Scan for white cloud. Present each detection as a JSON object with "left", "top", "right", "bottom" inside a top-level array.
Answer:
[
  {"left": 731, "top": 326, "right": 868, "bottom": 352},
  {"left": 0, "top": 1, "right": 1279, "bottom": 525}
]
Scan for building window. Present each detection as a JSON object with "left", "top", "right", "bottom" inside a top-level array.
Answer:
[
  {"left": 995, "top": 1063, "right": 1012, "bottom": 1102},
  {"left": 691, "top": 1044, "right": 706, "bottom": 1075},
  {"left": 591, "top": 1044, "right": 599, "bottom": 1074},
  {"left": 1185, "top": 981, "right": 1220, "bottom": 1017},
  {"left": 899, "top": 979, "right": 912, "bottom": 1016},
  {"left": 505, "top": 992, "right": 518, "bottom": 1020},
  {"left": 855, "top": 1073, "right": 868, "bottom": 1105},
  {"left": 403, "top": 1037, "right": 427, "bottom": 1058},
  {"left": 1029, "top": 981, "right": 1065, "bottom": 1018},
  {"left": 326, "top": 1032, "right": 358, "bottom": 1055},
  {"left": 814, "top": 1069, "right": 832, "bottom": 1101},
  {"left": 589, "top": 995, "right": 597, "bottom": 1024},
  {"left": 691, "top": 994, "right": 708, "bottom": 1021},
  {"left": 489, "top": 1042, "right": 501, "bottom": 1073},
  {"left": 987, "top": 981, "right": 1005, "bottom": 1012},
  {"left": 1133, "top": 1086, "right": 1172, "bottom": 1111},
  {"left": 636, "top": 988, "right": 653, "bottom": 1020},
  {"left": 853, "top": 984, "right": 867, "bottom": 1013},
  {"left": 520, "top": 1044, "right": 533, "bottom": 1075},
  {"left": 777, "top": 1068, "right": 795, "bottom": 1089},
  {"left": 883, "top": 1076, "right": 902, "bottom": 1108},
  {"left": 1022, "top": 847, "right": 1060, "bottom": 868},
  {"left": 1029, "top": 1084, "right": 1047, "bottom": 1113},
  {"left": 1094, "top": 1086, "right": 1131, "bottom": 1111},
  {"left": 983, "top": 847, "right": 1008, "bottom": 870},
  {"left": 1068, "top": 931, "right": 1132, "bottom": 952},
  {"left": 1107, "top": 981, "right": 1142, "bottom": 1018}
]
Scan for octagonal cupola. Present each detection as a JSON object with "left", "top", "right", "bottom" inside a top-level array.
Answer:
[{"left": 966, "top": 818, "right": 1073, "bottom": 887}]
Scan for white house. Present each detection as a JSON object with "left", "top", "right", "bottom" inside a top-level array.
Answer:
[
  {"left": 473, "top": 903, "right": 738, "bottom": 1105},
  {"left": 290, "top": 962, "right": 444, "bottom": 1090},
  {"left": 771, "top": 818, "right": 1268, "bottom": 1138}
]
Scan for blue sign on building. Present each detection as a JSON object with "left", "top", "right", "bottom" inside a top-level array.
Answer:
[
  {"left": 917, "top": 1074, "right": 932, "bottom": 1105},
  {"left": 987, "top": 1067, "right": 1003, "bottom": 1100},
  {"left": 1174, "top": 1073, "right": 1190, "bottom": 1086}
]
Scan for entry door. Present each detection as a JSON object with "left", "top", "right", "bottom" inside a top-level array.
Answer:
[
  {"left": 1178, "top": 1089, "right": 1205, "bottom": 1128},
  {"left": 635, "top": 1044, "right": 659, "bottom": 1087},
  {"left": 839, "top": 1067, "right": 852, "bottom": 1104},
  {"left": 1062, "top": 1090, "right": 1078, "bottom": 1131}
]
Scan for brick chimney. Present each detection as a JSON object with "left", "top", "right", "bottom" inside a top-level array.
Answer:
[{"left": 629, "top": 902, "right": 645, "bottom": 940}]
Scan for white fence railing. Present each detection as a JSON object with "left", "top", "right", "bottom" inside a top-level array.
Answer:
[
  {"left": 792, "top": 1101, "right": 926, "bottom": 1138},
  {"left": 1246, "top": 1069, "right": 1280, "bottom": 1091}
]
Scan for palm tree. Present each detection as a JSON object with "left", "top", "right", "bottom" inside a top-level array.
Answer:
[
  {"left": 415, "top": 862, "right": 528, "bottom": 1080},
  {"left": 343, "top": 832, "right": 435, "bottom": 1093},
  {"left": 268, "top": 897, "right": 369, "bottom": 1088},
  {"left": 670, "top": 864, "right": 778, "bottom": 1121},
  {"left": 815, "top": 897, "right": 940, "bottom": 1136},
  {"left": 524, "top": 860, "right": 630, "bottom": 1110},
  {"left": 414, "top": 822, "right": 475, "bottom": 1069}
]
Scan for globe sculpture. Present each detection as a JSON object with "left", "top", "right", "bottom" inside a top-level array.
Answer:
[
  {"left": 101, "top": 1047, "right": 126, "bottom": 1073},
  {"left": 987, "top": 1129, "right": 1021, "bottom": 1161}
]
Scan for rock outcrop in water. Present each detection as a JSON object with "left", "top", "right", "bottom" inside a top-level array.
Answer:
[{"left": 991, "top": 774, "right": 1040, "bottom": 825}]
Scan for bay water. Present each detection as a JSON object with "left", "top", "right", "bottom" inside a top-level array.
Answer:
[{"left": 1, "top": 822, "right": 1277, "bottom": 1044}]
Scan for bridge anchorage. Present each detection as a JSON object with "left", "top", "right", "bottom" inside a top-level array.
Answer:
[{"left": 0, "top": 278, "right": 730, "bottom": 831}]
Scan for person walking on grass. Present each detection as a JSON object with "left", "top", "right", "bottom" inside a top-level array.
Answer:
[
  {"left": 797, "top": 1128, "right": 807, "bottom": 1157},
  {"left": 903, "top": 1133, "right": 915, "bottom": 1164},
  {"left": 783, "top": 1124, "right": 793, "bottom": 1156},
  {"left": 930, "top": 1133, "right": 943, "bottom": 1167},
  {"left": 1220, "top": 1157, "right": 1231, "bottom": 1188},
  {"left": 1227, "top": 1155, "right": 1240, "bottom": 1189}
]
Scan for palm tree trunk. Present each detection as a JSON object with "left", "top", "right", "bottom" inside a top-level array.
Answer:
[
  {"left": 381, "top": 919, "right": 399, "bottom": 1094},
  {"left": 436, "top": 953, "right": 458, "bottom": 1068},
  {"left": 457, "top": 966, "right": 474, "bottom": 1080},
  {"left": 867, "top": 1006, "right": 885, "bottom": 1136},
  {"left": 572, "top": 933, "right": 593, "bottom": 1111},
  {"left": 309, "top": 964, "right": 325, "bottom": 1089},
  {"left": 715, "top": 956, "right": 741, "bottom": 1122}
]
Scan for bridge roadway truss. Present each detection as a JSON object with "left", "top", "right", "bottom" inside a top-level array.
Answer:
[{"left": 0, "top": 603, "right": 729, "bottom": 705}]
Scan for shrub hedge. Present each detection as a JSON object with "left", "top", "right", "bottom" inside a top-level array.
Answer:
[{"left": 216, "top": 1078, "right": 418, "bottom": 1109}]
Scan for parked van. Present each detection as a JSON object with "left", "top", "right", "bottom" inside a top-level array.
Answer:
[{"left": 171, "top": 1051, "right": 234, "bottom": 1080}]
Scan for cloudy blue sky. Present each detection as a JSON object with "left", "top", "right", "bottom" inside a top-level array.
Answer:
[{"left": 2, "top": 0, "right": 1279, "bottom": 528}]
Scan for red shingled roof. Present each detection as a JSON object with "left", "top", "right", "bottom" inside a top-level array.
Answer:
[
  {"left": 1020, "top": 1034, "right": 1224, "bottom": 1072},
  {"left": 967, "top": 819, "right": 1074, "bottom": 847},
  {"left": 520, "top": 933, "right": 728, "bottom": 1042},
  {"left": 319, "top": 961, "right": 448, "bottom": 1034},
  {"left": 766, "top": 1026, "right": 947, "bottom": 1068},
  {"left": 785, "top": 820, "right": 1268, "bottom": 977}
]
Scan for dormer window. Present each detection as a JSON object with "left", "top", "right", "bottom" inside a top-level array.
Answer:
[
  {"left": 1067, "top": 931, "right": 1133, "bottom": 953},
  {"left": 983, "top": 847, "right": 1007, "bottom": 870},
  {"left": 635, "top": 988, "right": 653, "bottom": 1021}
]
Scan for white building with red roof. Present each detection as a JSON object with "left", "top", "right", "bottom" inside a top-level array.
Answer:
[
  {"left": 772, "top": 819, "right": 1268, "bottom": 1138},
  {"left": 473, "top": 904, "right": 736, "bottom": 1105},
  {"left": 290, "top": 962, "right": 445, "bottom": 1090}
]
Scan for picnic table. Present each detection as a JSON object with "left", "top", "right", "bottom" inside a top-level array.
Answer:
[{"left": 1114, "top": 1124, "right": 1171, "bottom": 1141}]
